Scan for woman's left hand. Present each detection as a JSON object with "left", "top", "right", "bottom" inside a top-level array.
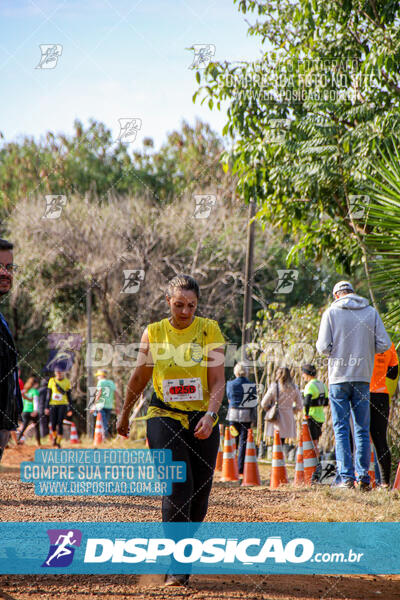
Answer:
[{"left": 194, "top": 414, "right": 214, "bottom": 440}]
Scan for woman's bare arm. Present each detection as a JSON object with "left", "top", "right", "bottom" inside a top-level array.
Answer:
[{"left": 116, "top": 328, "right": 153, "bottom": 437}]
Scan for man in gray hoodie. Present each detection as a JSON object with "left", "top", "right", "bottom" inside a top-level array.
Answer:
[{"left": 316, "top": 281, "right": 390, "bottom": 490}]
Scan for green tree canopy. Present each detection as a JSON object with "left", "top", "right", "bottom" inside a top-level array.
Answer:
[{"left": 195, "top": 0, "right": 400, "bottom": 276}]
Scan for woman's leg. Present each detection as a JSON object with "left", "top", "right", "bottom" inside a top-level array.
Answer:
[
  {"left": 32, "top": 414, "right": 41, "bottom": 445},
  {"left": 188, "top": 420, "right": 219, "bottom": 522},
  {"left": 237, "top": 423, "right": 250, "bottom": 475},
  {"left": 147, "top": 416, "right": 193, "bottom": 522},
  {"left": 57, "top": 406, "right": 68, "bottom": 438},
  {"left": 370, "top": 393, "right": 391, "bottom": 485},
  {"left": 17, "top": 413, "right": 31, "bottom": 440}
]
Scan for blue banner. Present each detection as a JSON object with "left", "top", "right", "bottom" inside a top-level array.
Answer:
[{"left": 0, "top": 522, "right": 397, "bottom": 574}]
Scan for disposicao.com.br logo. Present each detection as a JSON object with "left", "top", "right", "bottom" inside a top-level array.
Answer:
[{"left": 82, "top": 536, "right": 362, "bottom": 565}]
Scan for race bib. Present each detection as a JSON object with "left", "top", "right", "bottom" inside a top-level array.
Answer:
[
  {"left": 52, "top": 392, "right": 63, "bottom": 402},
  {"left": 162, "top": 378, "right": 203, "bottom": 403}
]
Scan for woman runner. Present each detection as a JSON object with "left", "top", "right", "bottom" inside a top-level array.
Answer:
[
  {"left": 45, "top": 369, "right": 73, "bottom": 448},
  {"left": 117, "top": 274, "right": 225, "bottom": 587},
  {"left": 17, "top": 375, "right": 41, "bottom": 446}
]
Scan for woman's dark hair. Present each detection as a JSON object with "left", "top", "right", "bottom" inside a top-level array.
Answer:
[
  {"left": 166, "top": 274, "right": 199, "bottom": 299},
  {"left": 0, "top": 239, "right": 13, "bottom": 250},
  {"left": 24, "top": 375, "right": 39, "bottom": 391}
]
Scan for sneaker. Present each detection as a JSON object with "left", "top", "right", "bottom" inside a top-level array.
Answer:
[
  {"left": 357, "top": 481, "right": 371, "bottom": 492},
  {"left": 164, "top": 574, "right": 190, "bottom": 587},
  {"left": 338, "top": 479, "right": 355, "bottom": 489},
  {"left": 311, "top": 462, "right": 322, "bottom": 483}
]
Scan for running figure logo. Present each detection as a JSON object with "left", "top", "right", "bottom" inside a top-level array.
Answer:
[
  {"left": 274, "top": 269, "right": 299, "bottom": 294},
  {"left": 193, "top": 194, "right": 216, "bottom": 219},
  {"left": 43, "top": 195, "right": 67, "bottom": 219},
  {"left": 42, "top": 529, "right": 82, "bottom": 567},
  {"left": 117, "top": 118, "right": 142, "bottom": 143},
  {"left": 121, "top": 269, "right": 145, "bottom": 294},
  {"left": 348, "top": 195, "right": 370, "bottom": 220},
  {"left": 36, "top": 44, "right": 63, "bottom": 69},
  {"left": 189, "top": 44, "right": 216, "bottom": 69},
  {"left": 241, "top": 383, "right": 263, "bottom": 408}
]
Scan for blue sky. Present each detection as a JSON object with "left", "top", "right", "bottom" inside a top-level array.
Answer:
[{"left": 0, "top": 0, "right": 263, "bottom": 148}]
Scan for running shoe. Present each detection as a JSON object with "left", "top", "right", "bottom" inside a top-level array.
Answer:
[
  {"left": 356, "top": 481, "right": 371, "bottom": 492},
  {"left": 338, "top": 479, "right": 355, "bottom": 489},
  {"left": 164, "top": 574, "right": 190, "bottom": 586}
]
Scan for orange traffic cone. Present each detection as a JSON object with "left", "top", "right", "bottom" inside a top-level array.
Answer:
[
  {"left": 215, "top": 425, "right": 224, "bottom": 472},
  {"left": 63, "top": 419, "right": 80, "bottom": 444},
  {"left": 368, "top": 446, "right": 376, "bottom": 489},
  {"left": 270, "top": 428, "right": 288, "bottom": 489},
  {"left": 93, "top": 412, "right": 104, "bottom": 446},
  {"left": 48, "top": 421, "right": 56, "bottom": 444},
  {"left": 392, "top": 462, "right": 400, "bottom": 490},
  {"left": 69, "top": 421, "right": 80, "bottom": 444},
  {"left": 242, "top": 429, "right": 261, "bottom": 486},
  {"left": 221, "top": 426, "right": 239, "bottom": 482},
  {"left": 294, "top": 433, "right": 304, "bottom": 486},
  {"left": 302, "top": 418, "right": 318, "bottom": 485}
]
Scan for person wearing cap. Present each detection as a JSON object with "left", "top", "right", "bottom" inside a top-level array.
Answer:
[
  {"left": 316, "top": 281, "right": 391, "bottom": 491},
  {"left": 301, "top": 364, "right": 328, "bottom": 481},
  {"left": 91, "top": 370, "right": 121, "bottom": 438}
]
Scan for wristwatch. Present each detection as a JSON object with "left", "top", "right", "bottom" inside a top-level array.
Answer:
[{"left": 205, "top": 411, "right": 218, "bottom": 424}]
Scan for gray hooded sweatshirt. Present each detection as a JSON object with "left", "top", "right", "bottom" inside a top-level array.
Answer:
[{"left": 316, "top": 293, "right": 391, "bottom": 384}]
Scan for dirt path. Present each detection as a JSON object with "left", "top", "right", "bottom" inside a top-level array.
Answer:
[{"left": 1, "top": 444, "right": 399, "bottom": 599}]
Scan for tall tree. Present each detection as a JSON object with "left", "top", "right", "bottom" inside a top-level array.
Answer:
[{"left": 195, "top": 0, "right": 400, "bottom": 283}]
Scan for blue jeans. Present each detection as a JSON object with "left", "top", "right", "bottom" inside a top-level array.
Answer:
[{"left": 330, "top": 382, "right": 370, "bottom": 484}]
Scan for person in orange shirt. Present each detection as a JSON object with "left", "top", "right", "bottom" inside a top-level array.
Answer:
[{"left": 370, "top": 342, "right": 398, "bottom": 486}]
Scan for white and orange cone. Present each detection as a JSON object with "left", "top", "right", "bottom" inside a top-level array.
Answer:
[
  {"left": 63, "top": 419, "right": 80, "bottom": 444},
  {"left": 221, "top": 426, "right": 239, "bottom": 482},
  {"left": 69, "top": 421, "right": 80, "bottom": 444},
  {"left": 270, "top": 428, "right": 288, "bottom": 489},
  {"left": 242, "top": 429, "right": 261, "bottom": 487},
  {"left": 93, "top": 412, "right": 104, "bottom": 447},
  {"left": 393, "top": 462, "right": 400, "bottom": 491},
  {"left": 215, "top": 424, "right": 224, "bottom": 472},
  {"left": 302, "top": 418, "right": 318, "bottom": 485},
  {"left": 368, "top": 445, "right": 376, "bottom": 489},
  {"left": 294, "top": 433, "right": 304, "bottom": 486}
]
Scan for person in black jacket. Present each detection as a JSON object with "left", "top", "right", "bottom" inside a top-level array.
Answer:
[
  {"left": 226, "top": 363, "right": 257, "bottom": 476},
  {"left": 0, "top": 239, "right": 23, "bottom": 461}
]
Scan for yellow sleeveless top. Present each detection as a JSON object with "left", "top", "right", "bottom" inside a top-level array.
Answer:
[{"left": 146, "top": 316, "right": 225, "bottom": 424}]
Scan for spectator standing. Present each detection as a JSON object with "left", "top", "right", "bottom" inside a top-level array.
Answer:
[
  {"left": 369, "top": 341, "right": 398, "bottom": 487},
  {"left": 301, "top": 364, "right": 328, "bottom": 456},
  {"left": 316, "top": 280, "right": 390, "bottom": 490},
  {"left": 261, "top": 367, "right": 302, "bottom": 445},
  {"left": 91, "top": 370, "right": 121, "bottom": 438},
  {"left": 0, "top": 239, "right": 23, "bottom": 460},
  {"left": 226, "top": 363, "right": 257, "bottom": 476}
]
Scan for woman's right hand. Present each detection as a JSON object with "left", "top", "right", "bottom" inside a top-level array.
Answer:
[
  {"left": 116, "top": 413, "right": 130, "bottom": 438},
  {"left": 44, "top": 408, "right": 49, "bottom": 416}
]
